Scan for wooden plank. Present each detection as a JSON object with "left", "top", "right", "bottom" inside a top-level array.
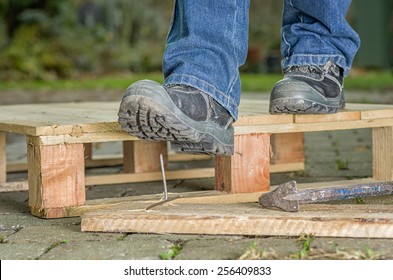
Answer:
[
  {"left": 372, "top": 126, "right": 393, "bottom": 181},
  {"left": 27, "top": 132, "right": 137, "bottom": 145},
  {"left": 3, "top": 162, "right": 304, "bottom": 192},
  {"left": 7, "top": 153, "right": 212, "bottom": 173},
  {"left": 123, "top": 141, "right": 167, "bottom": 173},
  {"left": 81, "top": 204, "right": 393, "bottom": 238},
  {"left": 236, "top": 99, "right": 294, "bottom": 126},
  {"left": 0, "top": 180, "right": 28, "bottom": 192},
  {"left": 85, "top": 168, "right": 215, "bottom": 186},
  {"left": 27, "top": 138, "right": 86, "bottom": 218},
  {"left": 294, "top": 110, "right": 360, "bottom": 124},
  {"left": 62, "top": 178, "right": 377, "bottom": 217},
  {"left": 215, "top": 133, "right": 270, "bottom": 193},
  {"left": 2, "top": 101, "right": 393, "bottom": 137},
  {"left": 0, "top": 132, "right": 5, "bottom": 184},
  {"left": 235, "top": 118, "right": 393, "bottom": 135},
  {"left": 80, "top": 180, "right": 393, "bottom": 238},
  {"left": 270, "top": 162, "right": 304, "bottom": 173}
]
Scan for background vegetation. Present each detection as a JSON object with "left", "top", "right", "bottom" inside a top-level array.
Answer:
[
  {"left": 0, "top": 0, "right": 285, "bottom": 81},
  {"left": 0, "top": 0, "right": 392, "bottom": 87}
]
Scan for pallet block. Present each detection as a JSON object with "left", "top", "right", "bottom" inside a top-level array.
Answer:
[
  {"left": 27, "top": 138, "right": 85, "bottom": 218},
  {"left": 215, "top": 133, "right": 271, "bottom": 193},
  {"left": 80, "top": 179, "right": 393, "bottom": 238},
  {"left": 123, "top": 141, "right": 168, "bottom": 173},
  {"left": 372, "top": 126, "right": 393, "bottom": 181},
  {"left": 1, "top": 100, "right": 393, "bottom": 218},
  {"left": 0, "top": 132, "right": 5, "bottom": 184}
]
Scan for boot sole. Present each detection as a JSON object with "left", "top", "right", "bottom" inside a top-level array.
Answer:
[
  {"left": 269, "top": 97, "right": 345, "bottom": 114},
  {"left": 269, "top": 79, "right": 345, "bottom": 114},
  {"left": 118, "top": 80, "right": 234, "bottom": 156}
]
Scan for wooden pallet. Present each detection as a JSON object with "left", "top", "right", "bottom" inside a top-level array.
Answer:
[
  {"left": 80, "top": 179, "right": 393, "bottom": 238},
  {"left": 1, "top": 100, "right": 393, "bottom": 219},
  {"left": 0, "top": 100, "right": 305, "bottom": 218}
]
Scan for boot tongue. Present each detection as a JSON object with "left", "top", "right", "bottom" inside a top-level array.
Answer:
[
  {"left": 166, "top": 85, "right": 208, "bottom": 122},
  {"left": 166, "top": 85, "right": 233, "bottom": 128}
]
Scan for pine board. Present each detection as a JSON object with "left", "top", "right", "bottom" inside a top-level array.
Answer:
[
  {"left": 1, "top": 101, "right": 393, "bottom": 138},
  {"left": 81, "top": 179, "right": 393, "bottom": 238}
]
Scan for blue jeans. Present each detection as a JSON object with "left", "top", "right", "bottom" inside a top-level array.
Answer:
[{"left": 163, "top": 0, "right": 360, "bottom": 120}]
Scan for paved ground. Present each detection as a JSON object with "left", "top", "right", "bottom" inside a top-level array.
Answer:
[{"left": 1, "top": 90, "right": 393, "bottom": 260}]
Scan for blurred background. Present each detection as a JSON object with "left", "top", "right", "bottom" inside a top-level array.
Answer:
[{"left": 0, "top": 0, "right": 392, "bottom": 91}]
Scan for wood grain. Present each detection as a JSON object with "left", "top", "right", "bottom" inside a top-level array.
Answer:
[
  {"left": 372, "top": 126, "right": 393, "bottom": 181},
  {"left": 27, "top": 137, "right": 86, "bottom": 218},
  {"left": 1, "top": 101, "right": 393, "bottom": 138},
  {"left": 0, "top": 132, "right": 5, "bottom": 184},
  {"left": 123, "top": 141, "right": 167, "bottom": 173},
  {"left": 215, "top": 133, "right": 270, "bottom": 193},
  {"left": 270, "top": 133, "right": 305, "bottom": 165},
  {"left": 81, "top": 180, "right": 393, "bottom": 238}
]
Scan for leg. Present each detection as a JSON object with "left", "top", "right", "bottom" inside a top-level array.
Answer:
[
  {"left": 215, "top": 133, "right": 270, "bottom": 193},
  {"left": 118, "top": 0, "right": 250, "bottom": 156},
  {"left": 0, "top": 132, "right": 5, "bottom": 184},
  {"left": 372, "top": 127, "right": 393, "bottom": 181},
  {"left": 27, "top": 137, "right": 85, "bottom": 218},
  {"left": 163, "top": 0, "right": 250, "bottom": 120},
  {"left": 270, "top": 0, "right": 361, "bottom": 114},
  {"left": 123, "top": 140, "right": 168, "bottom": 173},
  {"left": 281, "top": 0, "right": 360, "bottom": 75}
]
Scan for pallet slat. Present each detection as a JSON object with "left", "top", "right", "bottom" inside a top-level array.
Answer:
[
  {"left": 1, "top": 101, "right": 393, "bottom": 138},
  {"left": 80, "top": 180, "right": 393, "bottom": 238}
]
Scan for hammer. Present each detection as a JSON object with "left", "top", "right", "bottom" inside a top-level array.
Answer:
[{"left": 259, "top": 180, "right": 393, "bottom": 212}]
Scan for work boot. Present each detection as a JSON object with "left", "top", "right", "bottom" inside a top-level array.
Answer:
[
  {"left": 118, "top": 80, "right": 234, "bottom": 155},
  {"left": 269, "top": 61, "right": 345, "bottom": 114}
]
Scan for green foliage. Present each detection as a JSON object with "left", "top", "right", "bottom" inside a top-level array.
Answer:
[
  {"left": 291, "top": 233, "right": 315, "bottom": 259},
  {"left": 0, "top": 0, "right": 170, "bottom": 81},
  {"left": 335, "top": 158, "right": 350, "bottom": 171},
  {"left": 160, "top": 244, "right": 182, "bottom": 260}
]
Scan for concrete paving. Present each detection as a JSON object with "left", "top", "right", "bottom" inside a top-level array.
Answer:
[{"left": 1, "top": 90, "right": 393, "bottom": 260}]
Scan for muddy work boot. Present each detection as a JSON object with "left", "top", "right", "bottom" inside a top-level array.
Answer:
[
  {"left": 269, "top": 61, "right": 345, "bottom": 114},
  {"left": 118, "top": 80, "right": 234, "bottom": 155}
]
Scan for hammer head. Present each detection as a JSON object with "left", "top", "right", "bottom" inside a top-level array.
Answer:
[{"left": 258, "top": 180, "right": 299, "bottom": 212}]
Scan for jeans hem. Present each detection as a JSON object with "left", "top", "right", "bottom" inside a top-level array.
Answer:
[
  {"left": 282, "top": 54, "right": 350, "bottom": 76},
  {"left": 164, "top": 74, "right": 239, "bottom": 120}
]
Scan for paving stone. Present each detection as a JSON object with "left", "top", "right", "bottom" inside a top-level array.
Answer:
[
  {"left": 307, "top": 238, "right": 393, "bottom": 259},
  {"left": 40, "top": 235, "right": 173, "bottom": 260},
  {"left": 0, "top": 192, "right": 29, "bottom": 214},
  {"left": 175, "top": 237, "right": 302, "bottom": 260},
  {"left": 5, "top": 225, "right": 123, "bottom": 244},
  {"left": 0, "top": 243, "right": 49, "bottom": 260},
  {"left": 0, "top": 229, "right": 15, "bottom": 241},
  {"left": 0, "top": 213, "right": 81, "bottom": 229}
]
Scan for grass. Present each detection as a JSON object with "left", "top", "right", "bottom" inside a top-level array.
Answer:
[
  {"left": 305, "top": 244, "right": 385, "bottom": 260},
  {"left": 160, "top": 243, "right": 182, "bottom": 260},
  {"left": 238, "top": 241, "right": 278, "bottom": 260},
  {"left": 0, "top": 71, "right": 392, "bottom": 92},
  {"left": 291, "top": 233, "right": 315, "bottom": 259},
  {"left": 335, "top": 158, "right": 350, "bottom": 170},
  {"left": 43, "top": 240, "right": 69, "bottom": 254}
]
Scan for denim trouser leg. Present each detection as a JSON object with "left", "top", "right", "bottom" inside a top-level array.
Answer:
[
  {"left": 281, "top": 0, "right": 361, "bottom": 76},
  {"left": 163, "top": 0, "right": 250, "bottom": 120}
]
